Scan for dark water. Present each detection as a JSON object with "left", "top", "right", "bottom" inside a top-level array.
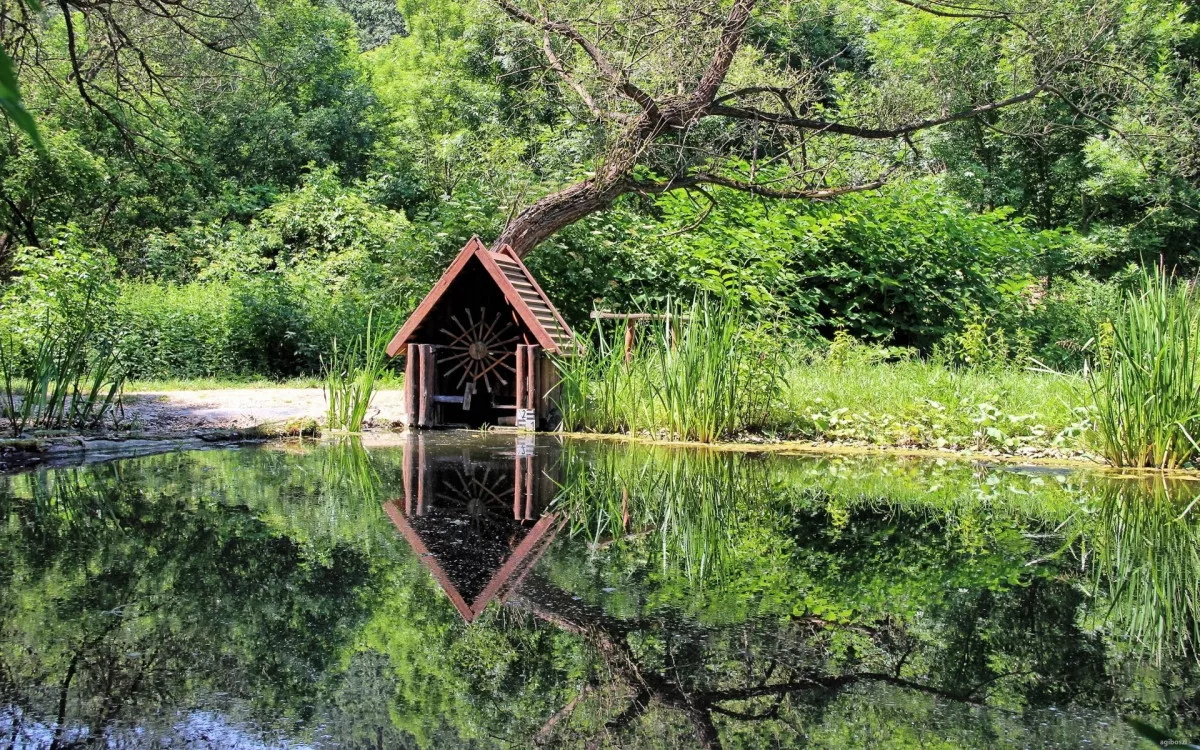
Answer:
[{"left": 0, "top": 433, "right": 1197, "bottom": 749}]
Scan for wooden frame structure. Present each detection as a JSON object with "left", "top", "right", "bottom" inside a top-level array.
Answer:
[{"left": 387, "top": 237, "right": 575, "bottom": 429}]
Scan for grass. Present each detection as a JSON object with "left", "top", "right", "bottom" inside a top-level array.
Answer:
[
  {"left": 1091, "top": 268, "right": 1200, "bottom": 469},
  {"left": 557, "top": 304, "right": 1090, "bottom": 453},
  {"left": 776, "top": 349, "right": 1089, "bottom": 453},
  {"left": 322, "top": 313, "right": 390, "bottom": 433}
]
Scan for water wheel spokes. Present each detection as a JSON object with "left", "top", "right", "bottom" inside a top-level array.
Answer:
[{"left": 443, "top": 307, "right": 517, "bottom": 394}]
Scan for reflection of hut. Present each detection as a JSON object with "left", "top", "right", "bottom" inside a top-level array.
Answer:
[
  {"left": 383, "top": 433, "right": 563, "bottom": 622},
  {"left": 386, "top": 237, "right": 575, "bottom": 430}
]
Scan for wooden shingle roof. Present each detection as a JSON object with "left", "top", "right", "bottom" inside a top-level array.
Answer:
[{"left": 385, "top": 236, "right": 575, "bottom": 356}]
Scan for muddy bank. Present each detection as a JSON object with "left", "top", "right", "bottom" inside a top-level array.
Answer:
[{"left": 0, "top": 424, "right": 320, "bottom": 473}]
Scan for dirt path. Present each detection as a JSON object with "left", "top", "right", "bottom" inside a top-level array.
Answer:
[{"left": 121, "top": 388, "right": 407, "bottom": 431}]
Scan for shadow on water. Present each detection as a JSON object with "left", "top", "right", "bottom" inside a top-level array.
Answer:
[{"left": 0, "top": 433, "right": 1197, "bottom": 747}]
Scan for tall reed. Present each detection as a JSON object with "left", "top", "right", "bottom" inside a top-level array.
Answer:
[
  {"left": 1090, "top": 268, "right": 1200, "bottom": 468},
  {"left": 322, "top": 313, "right": 389, "bottom": 433},
  {"left": 0, "top": 311, "right": 126, "bottom": 436},
  {"left": 553, "top": 297, "right": 782, "bottom": 443}
]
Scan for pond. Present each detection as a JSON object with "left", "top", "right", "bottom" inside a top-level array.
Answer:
[{"left": 0, "top": 433, "right": 1197, "bottom": 749}]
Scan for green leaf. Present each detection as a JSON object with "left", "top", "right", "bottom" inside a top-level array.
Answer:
[{"left": 0, "top": 47, "right": 42, "bottom": 150}]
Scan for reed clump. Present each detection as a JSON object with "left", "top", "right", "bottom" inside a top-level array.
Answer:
[
  {"left": 553, "top": 298, "right": 783, "bottom": 443},
  {"left": 322, "top": 314, "right": 389, "bottom": 433},
  {"left": 1090, "top": 269, "right": 1200, "bottom": 469},
  {"left": 0, "top": 310, "right": 126, "bottom": 436}
]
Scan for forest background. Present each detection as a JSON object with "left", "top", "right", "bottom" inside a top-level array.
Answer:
[{"left": 0, "top": 0, "right": 1194, "bottom": 384}]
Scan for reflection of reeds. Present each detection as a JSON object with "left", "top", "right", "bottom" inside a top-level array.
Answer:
[
  {"left": 1087, "top": 476, "right": 1200, "bottom": 664},
  {"left": 553, "top": 443, "right": 756, "bottom": 582},
  {"left": 322, "top": 436, "right": 382, "bottom": 507}
]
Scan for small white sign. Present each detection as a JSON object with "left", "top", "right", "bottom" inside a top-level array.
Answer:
[{"left": 516, "top": 408, "right": 537, "bottom": 430}]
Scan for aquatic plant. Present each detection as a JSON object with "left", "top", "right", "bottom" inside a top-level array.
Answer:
[
  {"left": 1090, "top": 268, "right": 1200, "bottom": 468},
  {"left": 322, "top": 313, "right": 389, "bottom": 432},
  {"left": 0, "top": 311, "right": 126, "bottom": 436},
  {"left": 553, "top": 297, "right": 783, "bottom": 442}
]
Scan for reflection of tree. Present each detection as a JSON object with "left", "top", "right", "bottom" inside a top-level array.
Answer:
[
  {"left": 511, "top": 564, "right": 1118, "bottom": 749},
  {"left": 0, "top": 457, "right": 386, "bottom": 746}
]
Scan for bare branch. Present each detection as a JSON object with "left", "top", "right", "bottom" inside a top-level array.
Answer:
[{"left": 707, "top": 84, "right": 1048, "bottom": 138}]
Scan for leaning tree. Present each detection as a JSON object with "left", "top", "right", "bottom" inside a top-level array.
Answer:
[{"left": 484, "top": 0, "right": 1159, "bottom": 255}]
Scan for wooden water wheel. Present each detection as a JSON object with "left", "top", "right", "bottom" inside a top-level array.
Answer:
[{"left": 440, "top": 307, "right": 520, "bottom": 394}]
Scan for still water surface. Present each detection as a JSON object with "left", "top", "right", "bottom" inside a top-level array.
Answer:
[{"left": 0, "top": 433, "right": 1197, "bottom": 748}]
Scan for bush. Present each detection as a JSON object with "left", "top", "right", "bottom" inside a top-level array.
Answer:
[
  {"left": 0, "top": 227, "right": 127, "bottom": 432},
  {"left": 1026, "top": 272, "right": 1128, "bottom": 371},
  {"left": 117, "top": 283, "right": 241, "bottom": 379}
]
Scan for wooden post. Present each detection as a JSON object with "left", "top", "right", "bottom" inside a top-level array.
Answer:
[
  {"left": 404, "top": 344, "right": 420, "bottom": 427},
  {"left": 418, "top": 344, "right": 437, "bottom": 428},
  {"left": 526, "top": 346, "right": 538, "bottom": 412},
  {"left": 515, "top": 344, "right": 526, "bottom": 419},
  {"left": 516, "top": 345, "right": 539, "bottom": 430},
  {"left": 624, "top": 318, "right": 635, "bottom": 364},
  {"left": 539, "top": 354, "right": 560, "bottom": 430}
]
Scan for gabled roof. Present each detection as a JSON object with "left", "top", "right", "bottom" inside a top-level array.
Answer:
[
  {"left": 385, "top": 236, "right": 575, "bottom": 356},
  {"left": 383, "top": 501, "right": 562, "bottom": 622}
]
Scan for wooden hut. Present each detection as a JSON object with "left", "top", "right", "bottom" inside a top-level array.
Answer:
[{"left": 386, "top": 237, "right": 574, "bottom": 429}]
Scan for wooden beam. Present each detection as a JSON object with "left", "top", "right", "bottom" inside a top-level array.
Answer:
[
  {"left": 404, "top": 343, "right": 419, "bottom": 426},
  {"left": 419, "top": 345, "right": 437, "bottom": 428},
  {"left": 590, "top": 311, "right": 692, "bottom": 321}
]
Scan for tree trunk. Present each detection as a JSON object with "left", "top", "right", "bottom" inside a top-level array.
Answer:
[{"left": 491, "top": 177, "right": 630, "bottom": 256}]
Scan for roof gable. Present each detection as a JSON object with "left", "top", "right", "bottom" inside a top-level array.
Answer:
[{"left": 386, "top": 236, "right": 575, "bottom": 356}]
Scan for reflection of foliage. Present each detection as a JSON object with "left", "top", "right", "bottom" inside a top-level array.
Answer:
[
  {"left": 0, "top": 454, "right": 388, "bottom": 743},
  {"left": 0, "top": 440, "right": 1197, "bottom": 748},
  {"left": 1085, "top": 476, "right": 1200, "bottom": 664}
]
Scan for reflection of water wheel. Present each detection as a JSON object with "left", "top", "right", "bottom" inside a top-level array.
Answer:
[
  {"left": 441, "top": 307, "right": 520, "bottom": 393},
  {"left": 437, "top": 462, "right": 514, "bottom": 532}
]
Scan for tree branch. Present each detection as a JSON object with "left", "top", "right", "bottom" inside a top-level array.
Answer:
[
  {"left": 707, "top": 84, "right": 1047, "bottom": 138},
  {"left": 689, "top": 0, "right": 757, "bottom": 110},
  {"left": 490, "top": 0, "right": 660, "bottom": 115}
]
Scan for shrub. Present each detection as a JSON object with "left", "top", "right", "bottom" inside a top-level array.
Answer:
[
  {"left": 0, "top": 227, "right": 126, "bottom": 433},
  {"left": 1026, "top": 272, "right": 1128, "bottom": 371},
  {"left": 117, "top": 283, "right": 241, "bottom": 379}
]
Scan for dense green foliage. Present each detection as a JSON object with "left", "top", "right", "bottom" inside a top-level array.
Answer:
[{"left": 0, "top": 0, "right": 1196, "bottom": 385}]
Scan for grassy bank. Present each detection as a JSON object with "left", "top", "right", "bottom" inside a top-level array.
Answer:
[
  {"left": 775, "top": 356, "right": 1088, "bottom": 453},
  {"left": 555, "top": 301, "right": 1094, "bottom": 457}
]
